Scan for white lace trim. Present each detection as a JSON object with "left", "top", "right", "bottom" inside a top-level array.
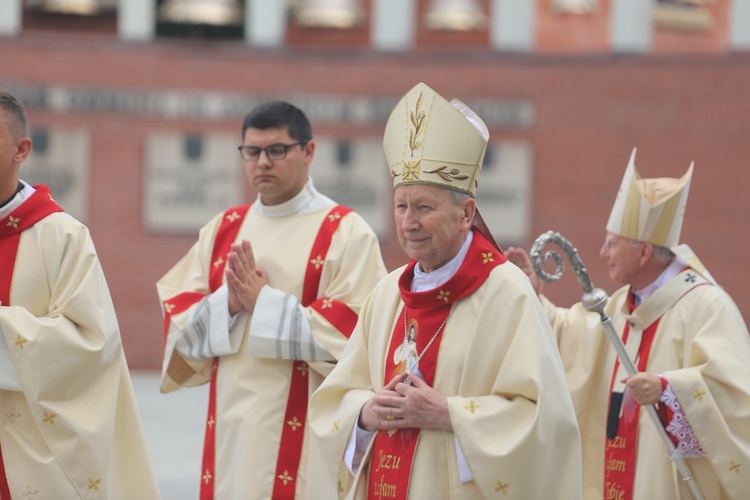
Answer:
[{"left": 660, "top": 383, "right": 706, "bottom": 459}]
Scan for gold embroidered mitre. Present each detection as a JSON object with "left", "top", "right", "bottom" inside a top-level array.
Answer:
[
  {"left": 383, "top": 82, "right": 489, "bottom": 196},
  {"left": 606, "top": 147, "right": 693, "bottom": 248}
]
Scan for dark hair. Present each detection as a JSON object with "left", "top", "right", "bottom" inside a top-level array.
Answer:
[
  {"left": 241, "top": 100, "right": 312, "bottom": 143},
  {"left": 0, "top": 90, "right": 28, "bottom": 138}
]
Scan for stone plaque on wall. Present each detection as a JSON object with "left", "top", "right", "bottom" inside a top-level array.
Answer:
[
  {"left": 475, "top": 141, "right": 533, "bottom": 244},
  {"left": 310, "top": 138, "right": 391, "bottom": 236},
  {"left": 23, "top": 128, "right": 89, "bottom": 222},
  {"left": 144, "top": 132, "right": 245, "bottom": 233}
]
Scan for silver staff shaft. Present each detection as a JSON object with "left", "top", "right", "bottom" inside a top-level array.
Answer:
[{"left": 530, "top": 231, "right": 705, "bottom": 500}]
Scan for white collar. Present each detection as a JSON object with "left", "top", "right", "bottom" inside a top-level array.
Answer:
[
  {"left": 632, "top": 258, "right": 684, "bottom": 305},
  {"left": 412, "top": 231, "right": 474, "bottom": 293},
  {"left": 0, "top": 180, "right": 34, "bottom": 219},
  {"left": 253, "top": 177, "right": 334, "bottom": 217}
]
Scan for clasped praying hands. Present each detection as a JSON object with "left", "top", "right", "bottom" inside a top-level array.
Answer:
[
  {"left": 226, "top": 239, "right": 268, "bottom": 315},
  {"left": 359, "top": 372, "right": 452, "bottom": 433}
]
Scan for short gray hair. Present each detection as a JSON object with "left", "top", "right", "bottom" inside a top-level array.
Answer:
[{"left": 629, "top": 239, "right": 674, "bottom": 264}]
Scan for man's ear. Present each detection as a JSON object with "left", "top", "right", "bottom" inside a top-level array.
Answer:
[
  {"left": 303, "top": 139, "right": 315, "bottom": 166},
  {"left": 462, "top": 197, "right": 477, "bottom": 226},
  {"left": 13, "top": 137, "right": 32, "bottom": 163},
  {"left": 640, "top": 242, "right": 654, "bottom": 265}
]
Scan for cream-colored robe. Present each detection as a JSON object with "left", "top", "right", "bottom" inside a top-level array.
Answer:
[
  {"left": 542, "top": 269, "right": 750, "bottom": 499},
  {"left": 0, "top": 192, "right": 160, "bottom": 498},
  {"left": 309, "top": 261, "right": 583, "bottom": 499},
  {"left": 157, "top": 192, "right": 386, "bottom": 499}
]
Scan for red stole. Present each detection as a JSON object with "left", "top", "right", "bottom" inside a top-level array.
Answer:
[
  {"left": 0, "top": 186, "right": 64, "bottom": 500},
  {"left": 165, "top": 204, "right": 353, "bottom": 499},
  {"left": 367, "top": 231, "right": 505, "bottom": 499},
  {"left": 603, "top": 293, "right": 660, "bottom": 500},
  {"left": 271, "top": 204, "right": 352, "bottom": 499}
]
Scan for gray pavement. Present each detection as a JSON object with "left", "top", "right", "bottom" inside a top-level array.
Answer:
[{"left": 131, "top": 371, "right": 208, "bottom": 500}]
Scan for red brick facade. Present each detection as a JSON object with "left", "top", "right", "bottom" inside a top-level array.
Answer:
[{"left": 2, "top": 23, "right": 749, "bottom": 369}]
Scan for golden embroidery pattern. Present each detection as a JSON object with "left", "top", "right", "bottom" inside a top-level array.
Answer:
[
  {"left": 692, "top": 388, "right": 706, "bottom": 402},
  {"left": 482, "top": 252, "right": 494, "bottom": 264},
  {"left": 287, "top": 416, "right": 302, "bottom": 431},
  {"left": 163, "top": 302, "right": 175, "bottom": 314},
  {"left": 495, "top": 481, "right": 509, "bottom": 495},
  {"left": 278, "top": 470, "right": 294, "bottom": 486},
  {"left": 437, "top": 290, "right": 451, "bottom": 302},
  {"left": 310, "top": 255, "right": 324, "bottom": 270},
  {"left": 7, "top": 216, "right": 19, "bottom": 229},
  {"left": 327, "top": 211, "right": 342, "bottom": 222},
  {"left": 15, "top": 335, "right": 27, "bottom": 349},
  {"left": 424, "top": 166, "right": 469, "bottom": 183},
  {"left": 402, "top": 161, "right": 421, "bottom": 181},
  {"left": 42, "top": 412, "right": 57, "bottom": 424},
  {"left": 729, "top": 460, "right": 742, "bottom": 473},
  {"left": 296, "top": 363, "right": 309, "bottom": 377},
  {"left": 87, "top": 478, "right": 101, "bottom": 491},
  {"left": 203, "top": 470, "right": 213, "bottom": 485},
  {"left": 464, "top": 400, "right": 481, "bottom": 414},
  {"left": 225, "top": 211, "right": 241, "bottom": 223},
  {"left": 207, "top": 416, "right": 215, "bottom": 429},
  {"left": 322, "top": 299, "right": 333, "bottom": 309},
  {"left": 331, "top": 419, "right": 340, "bottom": 433},
  {"left": 212, "top": 257, "right": 224, "bottom": 268},
  {"left": 409, "top": 92, "right": 425, "bottom": 154}
]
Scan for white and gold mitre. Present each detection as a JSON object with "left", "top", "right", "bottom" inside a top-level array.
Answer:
[
  {"left": 606, "top": 147, "right": 693, "bottom": 248},
  {"left": 383, "top": 82, "right": 489, "bottom": 196}
]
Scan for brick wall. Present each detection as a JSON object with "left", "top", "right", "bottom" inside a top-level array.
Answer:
[{"left": 2, "top": 32, "right": 749, "bottom": 369}]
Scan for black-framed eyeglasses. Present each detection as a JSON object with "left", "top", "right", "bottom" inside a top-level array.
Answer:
[{"left": 237, "top": 141, "right": 306, "bottom": 161}]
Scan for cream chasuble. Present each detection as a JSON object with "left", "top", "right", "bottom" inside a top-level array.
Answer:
[
  {"left": 542, "top": 268, "right": 750, "bottom": 499},
  {"left": 157, "top": 181, "right": 386, "bottom": 499},
  {"left": 309, "top": 231, "right": 582, "bottom": 499},
  {"left": 0, "top": 184, "right": 159, "bottom": 499}
]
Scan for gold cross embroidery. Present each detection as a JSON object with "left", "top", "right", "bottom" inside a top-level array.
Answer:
[
  {"left": 203, "top": 469, "right": 213, "bottom": 484},
  {"left": 207, "top": 416, "right": 215, "bottom": 429},
  {"left": 322, "top": 299, "right": 333, "bottom": 309},
  {"left": 730, "top": 460, "right": 742, "bottom": 473},
  {"left": 331, "top": 419, "right": 340, "bottom": 433},
  {"left": 495, "top": 481, "right": 509, "bottom": 495},
  {"left": 43, "top": 412, "right": 57, "bottom": 425},
  {"left": 287, "top": 416, "right": 302, "bottom": 431},
  {"left": 692, "top": 388, "right": 706, "bottom": 402},
  {"left": 296, "top": 363, "right": 309, "bottom": 377},
  {"left": 310, "top": 255, "right": 324, "bottom": 270},
  {"left": 482, "top": 252, "right": 494, "bottom": 264},
  {"left": 328, "top": 212, "right": 341, "bottom": 222},
  {"left": 465, "top": 400, "right": 480, "bottom": 414},
  {"left": 278, "top": 470, "right": 294, "bottom": 486},
  {"left": 403, "top": 161, "right": 421, "bottom": 181},
  {"left": 87, "top": 478, "right": 101, "bottom": 491},
  {"left": 437, "top": 290, "right": 451, "bottom": 302},
  {"left": 225, "top": 211, "right": 241, "bottom": 223},
  {"left": 163, "top": 302, "right": 175, "bottom": 314},
  {"left": 6, "top": 216, "right": 19, "bottom": 229},
  {"left": 212, "top": 257, "right": 224, "bottom": 268},
  {"left": 15, "top": 335, "right": 27, "bottom": 349}
]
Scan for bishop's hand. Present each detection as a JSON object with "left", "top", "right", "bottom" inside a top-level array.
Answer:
[{"left": 506, "top": 246, "right": 544, "bottom": 296}]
